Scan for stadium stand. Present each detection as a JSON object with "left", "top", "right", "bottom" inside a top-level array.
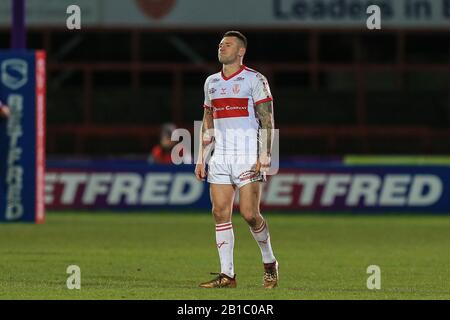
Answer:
[{"left": 1, "top": 28, "right": 449, "bottom": 155}]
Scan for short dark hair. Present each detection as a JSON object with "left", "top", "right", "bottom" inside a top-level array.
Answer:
[{"left": 223, "top": 31, "right": 247, "bottom": 48}]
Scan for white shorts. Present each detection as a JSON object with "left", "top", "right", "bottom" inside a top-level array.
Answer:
[{"left": 207, "top": 154, "right": 266, "bottom": 189}]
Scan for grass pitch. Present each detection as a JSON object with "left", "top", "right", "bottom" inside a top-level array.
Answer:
[{"left": 1, "top": 212, "right": 450, "bottom": 300}]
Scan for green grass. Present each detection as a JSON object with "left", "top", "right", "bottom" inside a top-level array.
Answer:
[{"left": 1, "top": 212, "right": 450, "bottom": 299}]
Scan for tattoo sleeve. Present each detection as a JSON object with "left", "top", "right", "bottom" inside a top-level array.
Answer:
[{"left": 254, "top": 101, "right": 274, "bottom": 156}]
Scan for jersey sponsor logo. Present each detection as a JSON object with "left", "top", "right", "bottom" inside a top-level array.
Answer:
[
  {"left": 211, "top": 78, "right": 220, "bottom": 83},
  {"left": 211, "top": 98, "right": 249, "bottom": 118},
  {"left": 234, "top": 77, "right": 245, "bottom": 81},
  {"left": 208, "top": 88, "right": 216, "bottom": 94},
  {"left": 220, "top": 88, "right": 227, "bottom": 95},
  {"left": 232, "top": 84, "right": 240, "bottom": 94}
]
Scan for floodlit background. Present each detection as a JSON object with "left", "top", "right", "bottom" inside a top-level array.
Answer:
[{"left": 2, "top": 0, "right": 449, "bottom": 156}]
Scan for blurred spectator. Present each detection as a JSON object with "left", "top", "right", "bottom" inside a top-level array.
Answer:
[
  {"left": 149, "top": 122, "right": 191, "bottom": 164},
  {"left": 0, "top": 100, "right": 10, "bottom": 119}
]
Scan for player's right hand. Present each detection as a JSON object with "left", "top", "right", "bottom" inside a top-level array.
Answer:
[
  {"left": 254, "top": 153, "right": 271, "bottom": 174},
  {"left": 195, "top": 163, "right": 207, "bottom": 181}
]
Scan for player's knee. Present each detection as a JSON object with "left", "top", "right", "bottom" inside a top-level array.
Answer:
[
  {"left": 240, "top": 210, "right": 258, "bottom": 227},
  {"left": 212, "top": 206, "right": 231, "bottom": 222},
  {"left": 246, "top": 216, "right": 258, "bottom": 228}
]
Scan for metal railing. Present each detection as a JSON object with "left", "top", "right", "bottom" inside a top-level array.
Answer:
[{"left": 14, "top": 27, "right": 450, "bottom": 155}]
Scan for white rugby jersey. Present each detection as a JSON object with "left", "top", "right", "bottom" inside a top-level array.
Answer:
[{"left": 203, "top": 65, "right": 273, "bottom": 155}]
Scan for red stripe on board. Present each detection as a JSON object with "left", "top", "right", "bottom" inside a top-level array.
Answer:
[{"left": 35, "top": 50, "right": 46, "bottom": 224}]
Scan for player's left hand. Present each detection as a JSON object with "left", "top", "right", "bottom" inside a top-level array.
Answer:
[{"left": 255, "top": 153, "right": 271, "bottom": 174}]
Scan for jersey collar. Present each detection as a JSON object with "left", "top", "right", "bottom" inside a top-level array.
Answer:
[{"left": 221, "top": 65, "right": 246, "bottom": 81}]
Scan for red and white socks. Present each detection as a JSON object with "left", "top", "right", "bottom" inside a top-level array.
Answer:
[
  {"left": 215, "top": 222, "right": 235, "bottom": 278},
  {"left": 250, "top": 219, "right": 276, "bottom": 264}
]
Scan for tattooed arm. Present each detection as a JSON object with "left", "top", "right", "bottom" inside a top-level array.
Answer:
[
  {"left": 254, "top": 101, "right": 274, "bottom": 172},
  {"left": 195, "top": 108, "right": 214, "bottom": 180}
]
